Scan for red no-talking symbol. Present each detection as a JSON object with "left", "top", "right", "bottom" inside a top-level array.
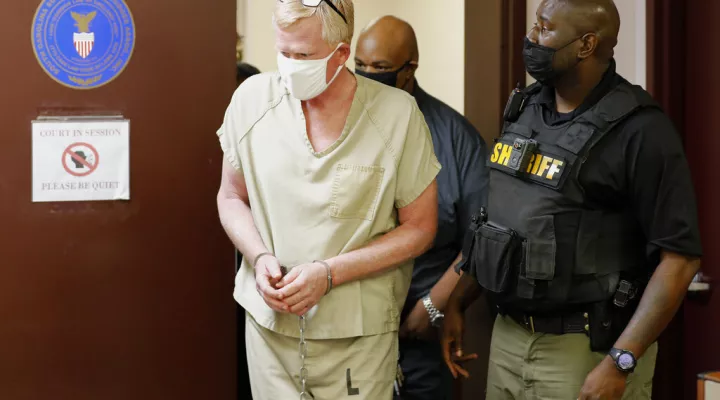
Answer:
[{"left": 62, "top": 142, "right": 100, "bottom": 177}]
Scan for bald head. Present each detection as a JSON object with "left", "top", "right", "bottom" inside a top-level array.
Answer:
[
  {"left": 354, "top": 16, "right": 419, "bottom": 92},
  {"left": 359, "top": 16, "right": 419, "bottom": 63},
  {"left": 537, "top": 0, "right": 620, "bottom": 60}
]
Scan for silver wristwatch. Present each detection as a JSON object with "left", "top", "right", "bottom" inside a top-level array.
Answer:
[{"left": 422, "top": 295, "right": 445, "bottom": 327}]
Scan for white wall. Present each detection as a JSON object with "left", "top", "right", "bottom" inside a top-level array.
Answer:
[
  {"left": 525, "top": 0, "right": 646, "bottom": 87},
  {"left": 242, "top": 0, "right": 276, "bottom": 71},
  {"left": 237, "top": 0, "right": 245, "bottom": 37},
  {"left": 240, "top": 0, "right": 465, "bottom": 113},
  {"left": 239, "top": 0, "right": 646, "bottom": 115},
  {"left": 355, "top": 0, "right": 465, "bottom": 113}
]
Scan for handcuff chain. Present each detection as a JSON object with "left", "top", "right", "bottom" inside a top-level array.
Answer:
[{"left": 299, "top": 315, "right": 309, "bottom": 400}]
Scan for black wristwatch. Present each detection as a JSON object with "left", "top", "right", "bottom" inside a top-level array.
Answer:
[{"left": 609, "top": 348, "right": 637, "bottom": 373}]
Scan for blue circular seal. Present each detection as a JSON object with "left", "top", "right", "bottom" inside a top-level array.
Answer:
[{"left": 31, "top": 0, "right": 136, "bottom": 90}]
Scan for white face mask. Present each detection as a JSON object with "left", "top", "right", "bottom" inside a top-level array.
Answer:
[{"left": 277, "top": 44, "right": 345, "bottom": 100}]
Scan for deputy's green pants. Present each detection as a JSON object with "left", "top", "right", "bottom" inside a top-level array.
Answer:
[{"left": 486, "top": 314, "right": 658, "bottom": 400}]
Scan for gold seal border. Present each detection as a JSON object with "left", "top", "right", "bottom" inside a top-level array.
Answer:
[{"left": 31, "top": 0, "right": 137, "bottom": 91}]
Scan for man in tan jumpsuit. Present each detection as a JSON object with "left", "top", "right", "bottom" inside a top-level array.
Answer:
[{"left": 216, "top": 1, "right": 441, "bottom": 399}]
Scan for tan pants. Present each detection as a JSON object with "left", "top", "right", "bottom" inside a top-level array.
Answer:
[
  {"left": 487, "top": 314, "right": 658, "bottom": 400},
  {"left": 245, "top": 313, "right": 397, "bottom": 400}
]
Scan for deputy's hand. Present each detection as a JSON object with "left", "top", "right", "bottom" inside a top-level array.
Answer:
[
  {"left": 578, "top": 356, "right": 628, "bottom": 400},
  {"left": 441, "top": 299, "right": 478, "bottom": 378},
  {"left": 254, "top": 255, "right": 289, "bottom": 313},
  {"left": 276, "top": 262, "right": 328, "bottom": 316},
  {"left": 399, "top": 298, "right": 433, "bottom": 340}
]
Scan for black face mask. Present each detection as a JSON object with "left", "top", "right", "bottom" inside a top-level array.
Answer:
[
  {"left": 523, "top": 36, "right": 582, "bottom": 84},
  {"left": 355, "top": 61, "right": 413, "bottom": 88}
]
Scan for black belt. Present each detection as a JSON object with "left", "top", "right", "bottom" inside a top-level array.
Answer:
[{"left": 505, "top": 310, "right": 590, "bottom": 335}]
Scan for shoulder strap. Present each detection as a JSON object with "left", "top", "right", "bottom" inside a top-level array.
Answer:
[
  {"left": 521, "top": 82, "right": 544, "bottom": 107},
  {"left": 556, "top": 82, "right": 659, "bottom": 154},
  {"left": 586, "top": 81, "right": 658, "bottom": 128},
  {"left": 523, "top": 81, "right": 543, "bottom": 95}
]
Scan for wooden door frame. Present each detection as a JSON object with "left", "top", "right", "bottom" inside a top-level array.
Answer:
[
  {"left": 646, "top": 1, "right": 687, "bottom": 399},
  {"left": 646, "top": 0, "right": 686, "bottom": 133},
  {"left": 500, "top": 0, "right": 529, "bottom": 115},
  {"left": 464, "top": 0, "right": 527, "bottom": 147},
  {"left": 459, "top": 1, "right": 526, "bottom": 399}
]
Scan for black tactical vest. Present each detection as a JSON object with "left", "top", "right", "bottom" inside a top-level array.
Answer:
[{"left": 466, "top": 80, "right": 658, "bottom": 312}]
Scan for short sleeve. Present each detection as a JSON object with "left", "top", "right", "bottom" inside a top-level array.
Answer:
[
  {"left": 453, "top": 119, "right": 489, "bottom": 245},
  {"left": 216, "top": 94, "right": 243, "bottom": 173},
  {"left": 580, "top": 108, "right": 703, "bottom": 261},
  {"left": 624, "top": 112, "right": 703, "bottom": 259},
  {"left": 395, "top": 106, "right": 442, "bottom": 208}
]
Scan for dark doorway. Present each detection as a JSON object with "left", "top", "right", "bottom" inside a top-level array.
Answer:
[{"left": 647, "top": 1, "right": 720, "bottom": 399}]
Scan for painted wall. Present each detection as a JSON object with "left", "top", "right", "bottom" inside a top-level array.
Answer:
[{"left": 240, "top": 0, "right": 465, "bottom": 113}]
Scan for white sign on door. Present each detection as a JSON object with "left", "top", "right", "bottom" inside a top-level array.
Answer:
[{"left": 32, "top": 119, "right": 130, "bottom": 202}]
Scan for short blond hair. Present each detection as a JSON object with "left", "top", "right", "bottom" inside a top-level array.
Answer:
[{"left": 274, "top": 0, "right": 354, "bottom": 47}]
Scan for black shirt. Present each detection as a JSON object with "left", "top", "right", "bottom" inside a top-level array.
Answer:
[
  {"left": 537, "top": 60, "right": 702, "bottom": 262},
  {"left": 402, "top": 84, "right": 489, "bottom": 319}
]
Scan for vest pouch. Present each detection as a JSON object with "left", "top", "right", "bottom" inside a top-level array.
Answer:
[
  {"left": 524, "top": 215, "right": 557, "bottom": 280},
  {"left": 469, "top": 221, "right": 521, "bottom": 293}
]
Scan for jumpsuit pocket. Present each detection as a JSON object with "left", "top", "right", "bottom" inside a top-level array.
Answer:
[{"left": 329, "top": 164, "right": 385, "bottom": 221}]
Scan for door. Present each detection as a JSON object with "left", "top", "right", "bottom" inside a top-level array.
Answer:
[
  {"left": 0, "top": 1, "right": 237, "bottom": 399},
  {"left": 683, "top": 1, "right": 720, "bottom": 398}
]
